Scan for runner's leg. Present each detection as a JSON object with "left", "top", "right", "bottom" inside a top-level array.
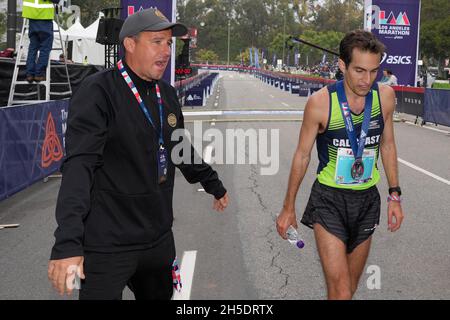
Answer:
[
  {"left": 347, "top": 236, "right": 372, "bottom": 296},
  {"left": 314, "top": 223, "right": 351, "bottom": 300}
]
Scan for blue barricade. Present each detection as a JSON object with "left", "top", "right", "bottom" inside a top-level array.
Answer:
[
  {"left": 0, "top": 100, "right": 68, "bottom": 201},
  {"left": 184, "top": 72, "right": 219, "bottom": 107},
  {"left": 424, "top": 88, "right": 450, "bottom": 126},
  {"left": 298, "top": 86, "right": 310, "bottom": 97},
  {"left": 184, "top": 87, "right": 204, "bottom": 106}
]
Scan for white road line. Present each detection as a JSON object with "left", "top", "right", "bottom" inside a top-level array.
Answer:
[
  {"left": 269, "top": 94, "right": 275, "bottom": 99},
  {"left": 398, "top": 158, "right": 450, "bottom": 186},
  {"left": 404, "top": 121, "right": 450, "bottom": 134},
  {"left": 172, "top": 250, "right": 197, "bottom": 300},
  {"left": 183, "top": 111, "right": 223, "bottom": 116},
  {"left": 0, "top": 224, "right": 20, "bottom": 229},
  {"left": 203, "top": 145, "right": 213, "bottom": 164},
  {"left": 281, "top": 102, "right": 289, "bottom": 107}
]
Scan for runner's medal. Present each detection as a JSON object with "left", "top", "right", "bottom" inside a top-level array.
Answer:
[
  {"left": 336, "top": 80, "right": 373, "bottom": 182},
  {"left": 351, "top": 158, "right": 364, "bottom": 180}
]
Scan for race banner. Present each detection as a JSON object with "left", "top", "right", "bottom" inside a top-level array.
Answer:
[
  {"left": 0, "top": 100, "right": 69, "bottom": 201},
  {"left": 364, "top": 0, "right": 421, "bottom": 86},
  {"left": 120, "top": 0, "right": 178, "bottom": 85}
]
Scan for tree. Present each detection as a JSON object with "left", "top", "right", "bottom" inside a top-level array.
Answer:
[
  {"left": 310, "top": 0, "right": 364, "bottom": 33},
  {"left": 295, "top": 29, "right": 343, "bottom": 65},
  {"left": 71, "top": 0, "right": 120, "bottom": 27},
  {"left": 0, "top": 11, "right": 6, "bottom": 50},
  {"left": 195, "top": 48, "right": 219, "bottom": 63},
  {"left": 420, "top": 0, "right": 450, "bottom": 78}
]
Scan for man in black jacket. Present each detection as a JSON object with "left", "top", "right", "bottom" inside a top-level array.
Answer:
[{"left": 48, "top": 8, "right": 228, "bottom": 300}]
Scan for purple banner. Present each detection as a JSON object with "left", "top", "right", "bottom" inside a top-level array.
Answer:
[
  {"left": 120, "top": 0, "right": 176, "bottom": 85},
  {"left": 364, "top": 0, "right": 421, "bottom": 86},
  {"left": 0, "top": 100, "right": 68, "bottom": 201}
]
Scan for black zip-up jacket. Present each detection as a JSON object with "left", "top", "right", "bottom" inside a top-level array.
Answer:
[{"left": 50, "top": 63, "right": 226, "bottom": 260}]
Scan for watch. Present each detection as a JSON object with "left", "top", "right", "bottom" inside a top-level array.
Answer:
[{"left": 389, "top": 186, "right": 402, "bottom": 196}]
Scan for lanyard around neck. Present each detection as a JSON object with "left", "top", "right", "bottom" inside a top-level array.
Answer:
[
  {"left": 336, "top": 80, "right": 373, "bottom": 160},
  {"left": 117, "top": 59, "right": 164, "bottom": 146}
]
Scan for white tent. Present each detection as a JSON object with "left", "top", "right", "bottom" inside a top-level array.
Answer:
[
  {"left": 80, "top": 13, "right": 105, "bottom": 65},
  {"left": 65, "top": 18, "right": 86, "bottom": 41},
  {"left": 65, "top": 16, "right": 105, "bottom": 66}
]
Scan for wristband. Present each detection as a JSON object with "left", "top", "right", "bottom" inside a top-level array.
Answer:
[{"left": 387, "top": 194, "right": 401, "bottom": 203}]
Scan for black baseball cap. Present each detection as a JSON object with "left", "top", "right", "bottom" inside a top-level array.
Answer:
[{"left": 119, "top": 8, "right": 188, "bottom": 42}]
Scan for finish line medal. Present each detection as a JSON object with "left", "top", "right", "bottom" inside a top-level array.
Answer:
[
  {"left": 336, "top": 80, "right": 373, "bottom": 183},
  {"left": 351, "top": 158, "right": 364, "bottom": 180}
]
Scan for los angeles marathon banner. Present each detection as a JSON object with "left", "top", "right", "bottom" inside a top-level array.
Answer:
[
  {"left": 120, "top": 0, "right": 177, "bottom": 85},
  {"left": 0, "top": 101, "right": 68, "bottom": 201},
  {"left": 364, "top": 0, "right": 421, "bottom": 86}
]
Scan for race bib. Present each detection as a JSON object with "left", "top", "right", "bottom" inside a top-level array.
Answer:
[{"left": 335, "top": 148, "right": 376, "bottom": 185}]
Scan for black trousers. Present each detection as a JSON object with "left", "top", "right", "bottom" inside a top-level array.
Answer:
[{"left": 79, "top": 232, "right": 176, "bottom": 300}]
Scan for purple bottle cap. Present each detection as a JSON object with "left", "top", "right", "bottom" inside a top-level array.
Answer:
[{"left": 296, "top": 240, "right": 305, "bottom": 249}]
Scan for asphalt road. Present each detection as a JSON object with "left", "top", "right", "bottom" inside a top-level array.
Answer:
[{"left": 1, "top": 71, "right": 449, "bottom": 300}]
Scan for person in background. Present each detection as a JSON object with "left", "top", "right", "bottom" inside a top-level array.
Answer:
[
  {"left": 22, "top": 0, "right": 60, "bottom": 83},
  {"left": 379, "top": 69, "right": 398, "bottom": 86}
]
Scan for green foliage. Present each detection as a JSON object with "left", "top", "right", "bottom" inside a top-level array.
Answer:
[
  {"left": 177, "top": 0, "right": 362, "bottom": 64},
  {"left": 61, "top": 0, "right": 448, "bottom": 70},
  {"left": 431, "top": 82, "right": 450, "bottom": 90},
  {"left": 0, "top": 11, "right": 6, "bottom": 50},
  {"left": 287, "top": 30, "right": 344, "bottom": 65},
  {"left": 71, "top": 0, "right": 120, "bottom": 27},
  {"left": 420, "top": 0, "right": 450, "bottom": 77},
  {"left": 196, "top": 48, "right": 219, "bottom": 63},
  {"left": 0, "top": 11, "right": 5, "bottom": 36}
]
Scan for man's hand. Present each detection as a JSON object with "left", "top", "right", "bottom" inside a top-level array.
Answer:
[
  {"left": 387, "top": 201, "right": 404, "bottom": 232},
  {"left": 48, "top": 256, "right": 85, "bottom": 296},
  {"left": 213, "top": 192, "right": 229, "bottom": 212},
  {"left": 276, "top": 207, "right": 298, "bottom": 240}
]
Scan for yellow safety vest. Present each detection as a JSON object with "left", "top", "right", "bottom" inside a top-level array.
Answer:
[{"left": 22, "top": 0, "right": 55, "bottom": 20}]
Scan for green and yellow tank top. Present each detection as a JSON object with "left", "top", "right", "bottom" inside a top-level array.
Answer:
[{"left": 316, "top": 82, "right": 384, "bottom": 190}]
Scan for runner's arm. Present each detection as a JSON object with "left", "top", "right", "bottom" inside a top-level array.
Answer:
[
  {"left": 380, "top": 85, "right": 399, "bottom": 189},
  {"left": 277, "top": 92, "right": 324, "bottom": 238},
  {"left": 379, "top": 84, "right": 404, "bottom": 232}
]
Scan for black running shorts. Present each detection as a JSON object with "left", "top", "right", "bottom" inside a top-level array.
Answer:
[{"left": 301, "top": 180, "right": 381, "bottom": 253}]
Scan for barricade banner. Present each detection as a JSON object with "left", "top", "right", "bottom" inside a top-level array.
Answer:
[
  {"left": 298, "top": 86, "right": 310, "bottom": 97},
  {"left": 284, "top": 82, "right": 290, "bottom": 92},
  {"left": 392, "top": 86, "right": 424, "bottom": 117},
  {"left": 291, "top": 83, "right": 300, "bottom": 94},
  {"left": 185, "top": 88, "right": 204, "bottom": 106},
  {"left": 424, "top": 89, "right": 450, "bottom": 127},
  {"left": 0, "top": 100, "right": 69, "bottom": 201}
]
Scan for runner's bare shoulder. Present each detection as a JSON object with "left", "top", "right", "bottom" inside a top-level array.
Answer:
[{"left": 304, "top": 87, "right": 330, "bottom": 130}]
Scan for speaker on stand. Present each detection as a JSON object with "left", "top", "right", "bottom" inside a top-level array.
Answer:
[{"left": 95, "top": 8, "right": 123, "bottom": 68}]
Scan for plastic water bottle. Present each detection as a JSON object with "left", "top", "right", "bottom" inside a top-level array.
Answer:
[{"left": 286, "top": 225, "right": 305, "bottom": 249}]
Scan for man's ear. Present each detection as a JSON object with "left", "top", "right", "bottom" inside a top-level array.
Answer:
[
  {"left": 338, "top": 58, "right": 347, "bottom": 75},
  {"left": 123, "top": 37, "right": 135, "bottom": 54}
]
